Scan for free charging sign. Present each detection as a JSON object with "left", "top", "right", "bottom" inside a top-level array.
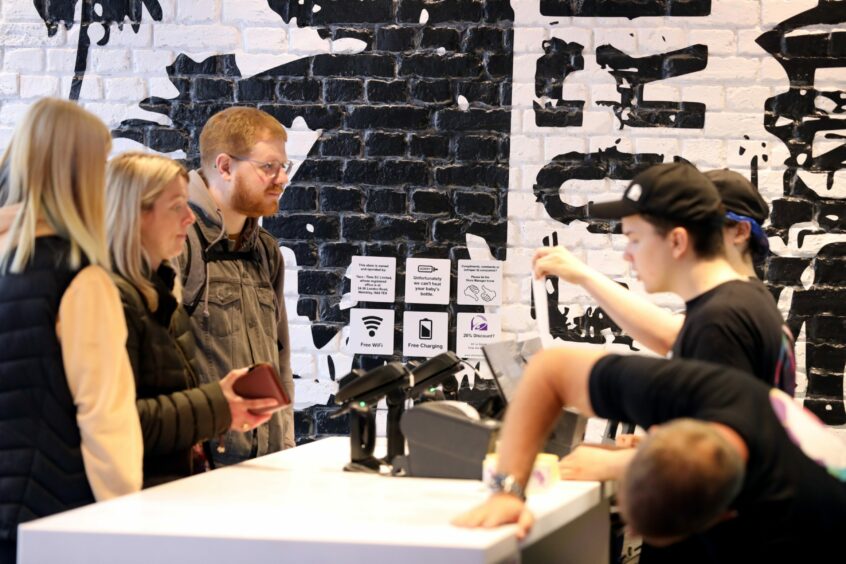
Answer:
[{"left": 402, "top": 311, "right": 448, "bottom": 358}]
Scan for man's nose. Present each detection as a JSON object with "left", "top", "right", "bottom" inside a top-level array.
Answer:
[{"left": 275, "top": 168, "right": 289, "bottom": 186}]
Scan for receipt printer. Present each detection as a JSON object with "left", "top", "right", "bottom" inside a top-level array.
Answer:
[{"left": 393, "top": 401, "right": 500, "bottom": 480}]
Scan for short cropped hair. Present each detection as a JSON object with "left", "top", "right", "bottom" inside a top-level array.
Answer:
[
  {"left": 199, "top": 107, "right": 287, "bottom": 172},
  {"left": 724, "top": 217, "right": 768, "bottom": 265},
  {"left": 641, "top": 213, "right": 726, "bottom": 259},
  {"left": 620, "top": 419, "right": 745, "bottom": 540}
]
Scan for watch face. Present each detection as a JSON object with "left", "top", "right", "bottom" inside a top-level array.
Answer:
[{"left": 488, "top": 473, "right": 525, "bottom": 500}]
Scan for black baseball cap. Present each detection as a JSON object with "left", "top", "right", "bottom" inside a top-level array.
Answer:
[
  {"left": 590, "top": 162, "right": 723, "bottom": 224},
  {"left": 705, "top": 169, "right": 769, "bottom": 224}
]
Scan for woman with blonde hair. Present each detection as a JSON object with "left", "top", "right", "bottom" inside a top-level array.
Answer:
[
  {"left": 0, "top": 98, "right": 142, "bottom": 564},
  {"left": 106, "top": 152, "right": 279, "bottom": 488}
]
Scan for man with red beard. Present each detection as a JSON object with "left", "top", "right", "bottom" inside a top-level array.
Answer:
[{"left": 177, "top": 107, "right": 294, "bottom": 466}]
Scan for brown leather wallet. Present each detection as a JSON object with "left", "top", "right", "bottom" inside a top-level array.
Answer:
[{"left": 232, "top": 363, "right": 291, "bottom": 414}]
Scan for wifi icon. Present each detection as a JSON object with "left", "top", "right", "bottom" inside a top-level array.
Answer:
[{"left": 362, "top": 315, "right": 383, "bottom": 337}]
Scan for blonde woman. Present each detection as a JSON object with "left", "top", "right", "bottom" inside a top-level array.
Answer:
[
  {"left": 0, "top": 98, "right": 142, "bottom": 564},
  {"left": 106, "top": 152, "right": 278, "bottom": 487}
]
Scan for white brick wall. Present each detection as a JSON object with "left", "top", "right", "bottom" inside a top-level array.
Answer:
[
  {"left": 506, "top": 0, "right": 845, "bottom": 430},
  {"left": 4, "top": 48, "right": 45, "bottom": 72},
  {"left": 0, "top": 0, "right": 842, "bottom": 428}
]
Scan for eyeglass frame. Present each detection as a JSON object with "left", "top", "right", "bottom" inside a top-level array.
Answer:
[{"left": 227, "top": 154, "right": 294, "bottom": 179}]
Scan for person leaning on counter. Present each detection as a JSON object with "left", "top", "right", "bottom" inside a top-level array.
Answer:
[{"left": 453, "top": 347, "right": 846, "bottom": 562}]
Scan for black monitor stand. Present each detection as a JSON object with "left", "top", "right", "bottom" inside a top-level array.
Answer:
[
  {"left": 384, "top": 388, "right": 406, "bottom": 465},
  {"left": 345, "top": 406, "right": 380, "bottom": 473}
]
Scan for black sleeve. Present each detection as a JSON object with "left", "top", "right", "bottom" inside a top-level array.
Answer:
[
  {"left": 588, "top": 354, "right": 770, "bottom": 436},
  {"left": 136, "top": 385, "right": 231, "bottom": 456},
  {"left": 118, "top": 283, "right": 231, "bottom": 455}
]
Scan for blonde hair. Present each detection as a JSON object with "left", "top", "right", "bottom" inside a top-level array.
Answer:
[
  {"left": 199, "top": 106, "right": 287, "bottom": 172},
  {"left": 0, "top": 98, "right": 112, "bottom": 273},
  {"left": 106, "top": 152, "right": 188, "bottom": 311}
]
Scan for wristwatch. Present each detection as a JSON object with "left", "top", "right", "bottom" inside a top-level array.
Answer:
[{"left": 489, "top": 472, "right": 527, "bottom": 501}]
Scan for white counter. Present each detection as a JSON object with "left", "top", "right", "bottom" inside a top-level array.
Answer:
[{"left": 18, "top": 437, "right": 609, "bottom": 564}]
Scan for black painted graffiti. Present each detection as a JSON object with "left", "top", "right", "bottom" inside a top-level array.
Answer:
[
  {"left": 534, "top": 231, "right": 636, "bottom": 349},
  {"left": 33, "top": 0, "right": 163, "bottom": 100},
  {"left": 534, "top": 38, "right": 584, "bottom": 127},
  {"left": 540, "top": 0, "right": 711, "bottom": 18},
  {"left": 756, "top": 2, "right": 846, "bottom": 180},
  {"left": 533, "top": 40, "right": 708, "bottom": 130},
  {"left": 531, "top": 147, "right": 671, "bottom": 347},
  {"left": 531, "top": 3, "right": 710, "bottom": 371},
  {"left": 596, "top": 44, "right": 707, "bottom": 129},
  {"left": 533, "top": 145, "right": 663, "bottom": 227},
  {"left": 757, "top": 0, "right": 846, "bottom": 425},
  {"left": 25, "top": 0, "right": 844, "bottom": 428},
  {"left": 109, "top": 0, "right": 513, "bottom": 365}
]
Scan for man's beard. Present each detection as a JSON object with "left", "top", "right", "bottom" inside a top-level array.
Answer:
[{"left": 230, "top": 174, "right": 281, "bottom": 217}]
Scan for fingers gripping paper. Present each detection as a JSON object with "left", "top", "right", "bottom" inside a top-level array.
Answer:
[{"left": 533, "top": 277, "right": 553, "bottom": 349}]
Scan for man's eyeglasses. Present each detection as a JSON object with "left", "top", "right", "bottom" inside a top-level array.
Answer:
[{"left": 229, "top": 154, "right": 294, "bottom": 179}]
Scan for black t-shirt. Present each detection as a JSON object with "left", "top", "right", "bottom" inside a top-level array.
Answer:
[
  {"left": 589, "top": 354, "right": 846, "bottom": 562},
  {"left": 672, "top": 279, "right": 796, "bottom": 394}
]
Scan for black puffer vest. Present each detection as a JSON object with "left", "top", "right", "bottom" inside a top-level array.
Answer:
[{"left": 0, "top": 237, "right": 95, "bottom": 541}]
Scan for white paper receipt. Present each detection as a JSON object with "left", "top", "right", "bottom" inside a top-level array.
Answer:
[{"left": 533, "top": 276, "right": 552, "bottom": 348}]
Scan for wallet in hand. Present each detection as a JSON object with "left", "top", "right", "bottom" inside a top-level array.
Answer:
[{"left": 232, "top": 363, "right": 291, "bottom": 414}]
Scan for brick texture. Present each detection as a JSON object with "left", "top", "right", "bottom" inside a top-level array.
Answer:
[{"left": 1, "top": 0, "right": 844, "bottom": 437}]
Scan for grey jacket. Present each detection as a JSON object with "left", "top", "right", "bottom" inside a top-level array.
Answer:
[{"left": 176, "top": 170, "right": 294, "bottom": 466}]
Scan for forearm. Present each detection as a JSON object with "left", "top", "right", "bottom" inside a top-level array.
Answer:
[
  {"left": 559, "top": 444, "right": 637, "bottom": 482},
  {"left": 497, "top": 348, "right": 603, "bottom": 486},
  {"left": 136, "top": 383, "right": 231, "bottom": 455},
  {"left": 579, "top": 270, "right": 682, "bottom": 355},
  {"left": 596, "top": 447, "right": 636, "bottom": 481}
]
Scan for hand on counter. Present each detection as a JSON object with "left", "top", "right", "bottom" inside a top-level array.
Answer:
[
  {"left": 220, "top": 368, "right": 277, "bottom": 432},
  {"left": 615, "top": 433, "right": 643, "bottom": 448},
  {"left": 451, "top": 493, "right": 535, "bottom": 540},
  {"left": 558, "top": 445, "right": 636, "bottom": 482}
]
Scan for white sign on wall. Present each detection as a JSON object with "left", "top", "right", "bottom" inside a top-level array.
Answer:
[
  {"left": 405, "top": 258, "right": 451, "bottom": 304},
  {"left": 349, "top": 256, "right": 396, "bottom": 303},
  {"left": 348, "top": 308, "right": 395, "bottom": 355},
  {"left": 457, "top": 260, "right": 503, "bottom": 306},
  {"left": 456, "top": 312, "right": 502, "bottom": 359},
  {"left": 402, "top": 311, "right": 449, "bottom": 358}
]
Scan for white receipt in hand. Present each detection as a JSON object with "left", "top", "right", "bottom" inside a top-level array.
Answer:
[{"left": 533, "top": 276, "right": 553, "bottom": 349}]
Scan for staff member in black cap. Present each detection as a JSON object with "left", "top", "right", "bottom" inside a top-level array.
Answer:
[
  {"left": 533, "top": 162, "right": 794, "bottom": 393},
  {"left": 705, "top": 168, "right": 770, "bottom": 279},
  {"left": 531, "top": 164, "right": 797, "bottom": 564}
]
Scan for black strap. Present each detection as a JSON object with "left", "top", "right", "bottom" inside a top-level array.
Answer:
[{"left": 182, "top": 223, "right": 265, "bottom": 316}]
